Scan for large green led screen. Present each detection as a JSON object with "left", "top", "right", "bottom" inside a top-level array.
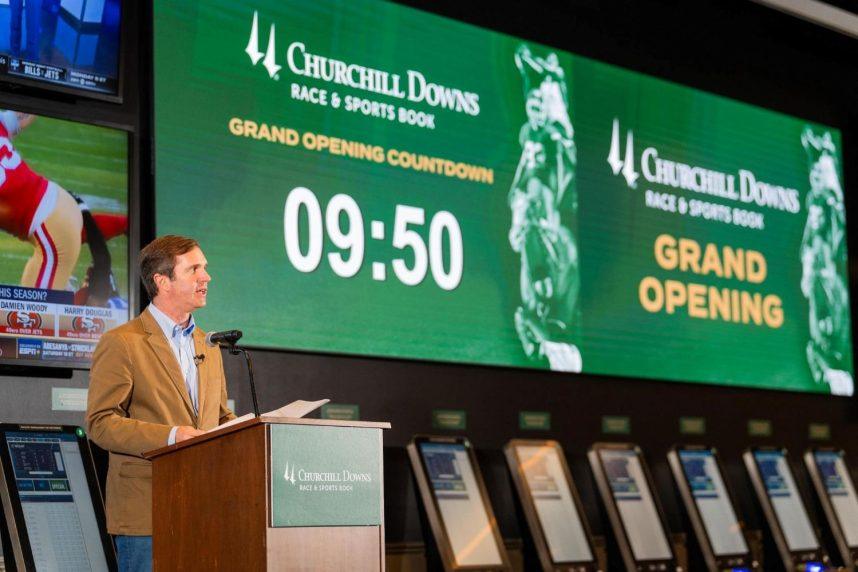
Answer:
[{"left": 154, "top": 0, "right": 852, "bottom": 395}]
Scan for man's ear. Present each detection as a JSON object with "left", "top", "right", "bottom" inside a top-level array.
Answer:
[{"left": 154, "top": 273, "right": 170, "bottom": 294}]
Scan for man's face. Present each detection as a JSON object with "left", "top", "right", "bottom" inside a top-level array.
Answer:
[{"left": 156, "top": 247, "right": 210, "bottom": 314}]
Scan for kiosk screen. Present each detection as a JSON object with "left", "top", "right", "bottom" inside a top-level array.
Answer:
[
  {"left": 813, "top": 451, "right": 858, "bottom": 547},
  {"left": 2, "top": 430, "right": 109, "bottom": 571},
  {"left": 753, "top": 450, "right": 819, "bottom": 551},
  {"left": 515, "top": 444, "right": 593, "bottom": 563},
  {"left": 419, "top": 442, "right": 504, "bottom": 567},
  {"left": 599, "top": 448, "right": 673, "bottom": 561},
  {"left": 678, "top": 449, "right": 749, "bottom": 555}
]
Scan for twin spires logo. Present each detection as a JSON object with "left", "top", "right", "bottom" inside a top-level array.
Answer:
[
  {"left": 283, "top": 461, "right": 297, "bottom": 485},
  {"left": 245, "top": 11, "right": 281, "bottom": 79},
  {"left": 607, "top": 118, "right": 640, "bottom": 188}
]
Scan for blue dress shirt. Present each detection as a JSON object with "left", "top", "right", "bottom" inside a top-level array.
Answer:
[{"left": 147, "top": 304, "right": 199, "bottom": 445}]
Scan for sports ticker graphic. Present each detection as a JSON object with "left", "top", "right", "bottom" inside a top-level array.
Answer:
[{"left": 154, "top": 0, "right": 852, "bottom": 395}]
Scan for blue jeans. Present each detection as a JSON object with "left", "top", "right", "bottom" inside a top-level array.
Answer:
[{"left": 115, "top": 535, "right": 152, "bottom": 572}]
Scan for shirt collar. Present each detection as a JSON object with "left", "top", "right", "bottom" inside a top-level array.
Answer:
[{"left": 148, "top": 303, "right": 195, "bottom": 341}]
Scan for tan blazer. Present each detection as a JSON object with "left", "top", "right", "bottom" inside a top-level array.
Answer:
[{"left": 86, "top": 308, "right": 236, "bottom": 535}]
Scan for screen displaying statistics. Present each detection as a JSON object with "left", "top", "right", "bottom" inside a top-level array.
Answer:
[
  {"left": 419, "top": 442, "right": 503, "bottom": 567},
  {"left": 514, "top": 444, "right": 593, "bottom": 563},
  {"left": 3, "top": 431, "right": 108, "bottom": 572},
  {"left": 154, "top": 0, "right": 852, "bottom": 395},
  {"left": 678, "top": 449, "right": 749, "bottom": 556},
  {"left": 599, "top": 449, "right": 673, "bottom": 561},
  {"left": 813, "top": 451, "right": 858, "bottom": 547},
  {"left": 754, "top": 450, "right": 820, "bottom": 551},
  {"left": 0, "top": 108, "right": 129, "bottom": 367}
]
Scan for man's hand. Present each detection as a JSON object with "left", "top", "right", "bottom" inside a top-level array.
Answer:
[{"left": 175, "top": 426, "right": 205, "bottom": 443}]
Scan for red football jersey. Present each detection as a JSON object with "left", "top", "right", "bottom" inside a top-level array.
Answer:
[{"left": 0, "top": 121, "right": 49, "bottom": 239}]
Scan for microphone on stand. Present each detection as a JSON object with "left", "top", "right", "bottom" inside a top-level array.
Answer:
[
  {"left": 205, "top": 329, "right": 260, "bottom": 418},
  {"left": 205, "top": 330, "right": 243, "bottom": 347}
]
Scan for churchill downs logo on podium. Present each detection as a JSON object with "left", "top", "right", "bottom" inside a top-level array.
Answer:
[
  {"left": 270, "top": 425, "right": 381, "bottom": 527},
  {"left": 282, "top": 460, "right": 372, "bottom": 493}
]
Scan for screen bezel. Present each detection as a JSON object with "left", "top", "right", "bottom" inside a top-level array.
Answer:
[
  {"left": 503, "top": 439, "right": 598, "bottom": 569},
  {"left": 0, "top": 423, "right": 116, "bottom": 571},
  {"left": 667, "top": 445, "right": 753, "bottom": 570},
  {"left": 0, "top": 102, "right": 135, "bottom": 370},
  {"left": 587, "top": 442, "right": 676, "bottom": 571},
  {"left": 743, "top": 446, "right": 827, "bottom": 570},
  {"left": 0, "top": 1, "right": 125, "bottom": 103},
  {"left": 804, "top": 447, "right": 858, "bottom": 568},
  {"left": 407, "top": 435, "right": 511, "bottom": 571}
]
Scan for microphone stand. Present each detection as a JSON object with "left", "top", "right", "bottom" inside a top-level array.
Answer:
[{"left": 228, "top": 344, "right": 260, "bottom": 418}]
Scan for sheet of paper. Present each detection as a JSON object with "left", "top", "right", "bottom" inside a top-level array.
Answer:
[
  {"left": 265, "top": 399, "right": 330, "bottom": 419},
  {"left": 206, "top": 399, "right": 330, "bottom": 433}
]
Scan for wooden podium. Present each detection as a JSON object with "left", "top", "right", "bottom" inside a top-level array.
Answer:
[{"left": 145, "top": 417, "right": 390, "bottom": 571}]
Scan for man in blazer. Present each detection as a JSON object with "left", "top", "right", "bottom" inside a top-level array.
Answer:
[{"left": 87, "top": 235, "right": 236, "bottom": 572}]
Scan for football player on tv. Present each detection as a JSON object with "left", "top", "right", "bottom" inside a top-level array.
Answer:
[{"left": 0, "top": 110, "right": 127, "bottom": 299}]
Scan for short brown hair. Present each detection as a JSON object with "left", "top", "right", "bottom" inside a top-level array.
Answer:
[{"left": 139, "top": 235, "right": 200, "bottom": 299}]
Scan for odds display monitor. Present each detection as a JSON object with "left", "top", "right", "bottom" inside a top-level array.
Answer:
[
  {"left": 407, "top": 436, "right": 510, "bottom": 571},
  {"left": 0, "top": 108, "right": 130, "bottom": 368},
  {"left": 0, "top": 424, "right": 115, "bottom": 571},
  {"left": 804, "top": 449, "right": 858, "bottom": 568},
  {"left": 154, "top": 0, "right": 851, "bottom": 395},
  {"left": 668, "top": 446, "right": 755, "bottom": 571},
  {"left": 504, "top": 440, "right": 597, "bottom": 570},
  {"left": 0, "top": 0, "right": 122, "bottom": 99},
  {"left": 588, "top": 443, "right": 675, "bottom": 571},
  {"left": 743, "top": 448, "right": 828, "bottom": 570}
]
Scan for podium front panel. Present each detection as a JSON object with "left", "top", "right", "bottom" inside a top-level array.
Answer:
[{"left": 269, "top": 424, "right": 383, "bottom": 527}]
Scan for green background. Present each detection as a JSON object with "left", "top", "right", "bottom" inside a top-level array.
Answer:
[
  {"left": 269, "top": 424, "right": 382, "bottom": 527},
  {"left": 154, "top": 0, "right": 850, "bottom": 394}
]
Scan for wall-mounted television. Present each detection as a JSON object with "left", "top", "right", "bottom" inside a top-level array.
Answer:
[
  {"left": 0, "top": 106, "right": 130, "bottom": 368},
  {"left": 0, "top": 0, "right": 122, "bottom": 101}
]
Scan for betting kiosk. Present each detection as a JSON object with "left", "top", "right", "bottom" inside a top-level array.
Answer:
[
  {"left": 743, "top": 447, "right": 829, "bottom": 571},
  {"left": 668, "top": 445, "right": 758, "bottom": 571},
  {"left": 588, "top": 442, "right": 679, "bottom": 572},
  {"left": 804, "top": 449, "right": 858, "bottom": 570},
  {"left": 408, "top": 435, "right": 511, "bottom": 571},
  {"left": 504, "top": 439, "right": 601, "bottom": 571},
  {"left": 0, "top": 424, "right": 115, "bottom": 571}
]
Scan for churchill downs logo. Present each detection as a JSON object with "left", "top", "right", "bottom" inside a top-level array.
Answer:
[
  {"left": 242, "top": 10, "right": 481, "bottom": 116},
  {"left": 282, "top": 461, "right": 372, "bottom": 487},
  {"left": 606, "top": 117, "right": 801, "bottom": 216}
]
